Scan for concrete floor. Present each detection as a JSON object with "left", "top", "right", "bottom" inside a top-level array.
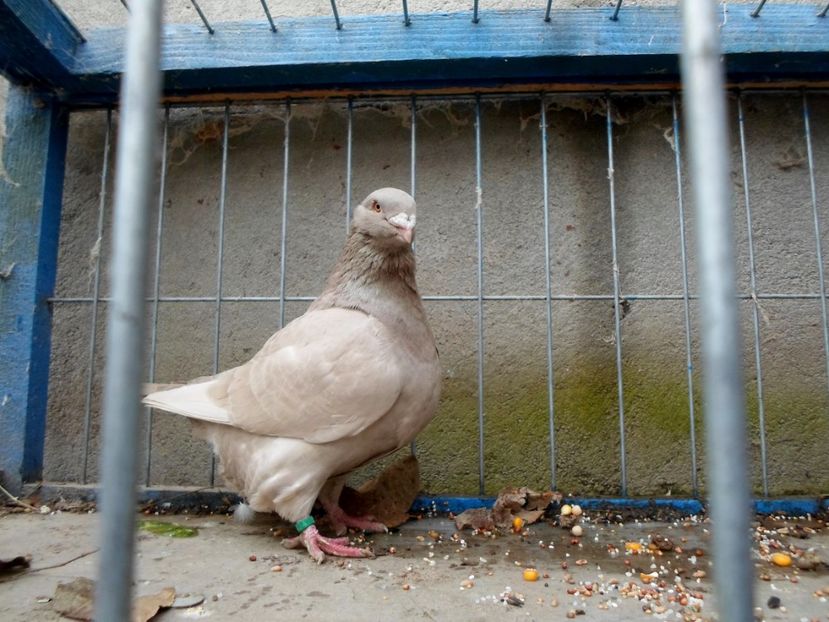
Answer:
[{"left": 0, "top": 511, "right": 826, "bottom": 622}]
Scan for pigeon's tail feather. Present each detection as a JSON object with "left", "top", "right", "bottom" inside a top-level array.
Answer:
[
  {"left": 141, "top": 382, "right": 182, "bottom": 397},
  {"left": 142, "top": 380, "right": 231, "bottom": 425}
]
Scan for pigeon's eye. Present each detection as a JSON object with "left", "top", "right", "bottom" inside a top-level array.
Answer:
[{"left": 371, "top": 201, "right": 382, "bottom": 213}]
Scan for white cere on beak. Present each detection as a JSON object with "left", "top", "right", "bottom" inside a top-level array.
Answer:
[{"left": 388, "top": 213, "right": 416, "bottom": 230}]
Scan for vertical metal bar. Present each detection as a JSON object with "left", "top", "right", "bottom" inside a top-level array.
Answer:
[
  {"left": 736, "top": 93, "right": 769, "bottom": 497},
  {"left": 605, "top": 96, "right": 627, "bottom": 496},
  {"left": 410, "top": 94, "right": 418, "bottom": 456},
  {"left": 474, "top": 95, "right": 485, "bottom": 494},
  {"left": 473, "top": 0, "right": 480, "bottom": 23},
  {"left": 540, "top": 94, "right": 557, "bottom": 490},
  {"left": 189, "top": 0, "right": 214, "bottom": 34},
  {"left": 144, "top": 106, "right": 169, "bottom": 486},
  {"left": 209, "top": 103, "right": 231, "bottom": 486},
  {"left": 80, "top": 108, "right": 112, "bottom": 484},
  {"left": 671, "top": 94, "right": 699, "bottom": 496},
  {"left": 330, "top": 0, "right": 343, "bottom": 30},
  {"left": 802, "top": 92, "right": 829, "bottom": 395},
  {"left": 345, "top": 98, "right": 353, "bottom": 231},
  {"left": 402, "top": 0, "right": 411, "bottom": 26},
  {"left": 680, "top": 0, "right": 753, "bottom": 620},
  {"left": 410, "top": 96, "right": 417, "bottom": 201},
  {"left": 279, "top": 100, "right": 291, "bottom": 329},
  {"left": 259, "top": 0, "right": 277, "bottom": 32},
  {"left": 750, "top": 0, "right": 768, "bottom": 18},
  {"left": 94, "top": 1, "right": 163, "bottom": 619},
  {"left": 610, "top": 0, "right": 623, "bottom": 21},
  {"left": 544, "top": 0, "right": 553, "bottom": 22}
]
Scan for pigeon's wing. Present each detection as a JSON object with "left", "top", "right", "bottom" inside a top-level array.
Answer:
[{"left": 143, "top": 308, "right": 404, "bottom": 444}]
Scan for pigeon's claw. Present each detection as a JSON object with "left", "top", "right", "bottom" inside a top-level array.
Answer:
[
  {"left": 282, "top": 525, "right": 373, "bottom": 563},
  {"left": 322, "top": 502, "right": 389, "bottom": 536}
]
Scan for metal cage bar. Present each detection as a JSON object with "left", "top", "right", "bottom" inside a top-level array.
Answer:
[
  {"left": 540, "top": 94, "right": 557, "bottom": 490},
  {"left": 94, "top": 0, "right": 163, "bottom": 618},
  {"left": 751, "top": 0, "right": 769, "bottom": 18},
  {"left": 330, "top": 0, "right": 343, "bottom": 30},
  {"left": 188, "top": 0, "right": 214, "bottom": 35},
  {"left": 49, "top": 291, "right": 829, "bottom": 304},
  {"left": 345, "top": 98, "right": 354, "bottom": 231},
  {"left": 259, "top": 0, "right": 277, "bottom": 32},
  {"left": 410, "top": 95, "right": 418, "bottom": 456},
  {"left": 80, "top": 108, "right": 112, "bottom": 484},
  {"left": 474, "top": 95, "right": 485, "bottom": 494},
  {"left": 802, "top": 92, "right": 829, "bottom": 396},
  {"left": 279, "top": 101, "right": 291, "bottom": 329},
  {"left": 681, "top": 0, "right": 754, "bottom": 619},
  {"left": 144, "top": 106, "right": 170, "bottom": 486},
  {"left": 671, "top": 94, "right": 699, "bottom": 496},
  {"left": 736, "top": 93, "right": 770, "bottom": 497},
  {"left": 208, "top": 103, "right": 232, "bottom": 486},
  {"left": 410, "top": 96, "right": 417, "bottom": 202},
  {"left": 605, "top": 95, "right": 628, "bottom": 496}
]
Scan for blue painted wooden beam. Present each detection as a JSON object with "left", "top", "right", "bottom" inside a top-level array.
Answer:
[
  {"left": 0, "top": 86, "right": 69, "bottom": 494},
  {"left": 0, "top": 0, "right": 84, "bottom": 90},
  {"left": 2, "top": 5, "right": 828, "bottom": 105},
  {"left": 68, "top": 5, "right": 827, "bottom": 104}
]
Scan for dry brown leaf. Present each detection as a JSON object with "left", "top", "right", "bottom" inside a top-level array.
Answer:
[
  {"left": 454, "top": 508, "right": 496, "bottom": 531},
  {"left": 339, "top": 455, "right": 421, "bottom": 528},
  {"left": 53, "top": 577, "right": 95, "bottom": 621},
  {"left": 133, "top": 587, "right": 176, "bottom": 622},
  {"left": 454, "top": 487, "right": 560, "bottom": 532},
  {"left": 493, "top": 487, "right": 560, "bottom": 528},
  {"left": 53, "top": 577, "right": 176, "bottom": 622}
]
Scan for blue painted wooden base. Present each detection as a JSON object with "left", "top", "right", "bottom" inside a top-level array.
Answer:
[{"left": 25, "top": 484, "right": 829, "bottom": 517}]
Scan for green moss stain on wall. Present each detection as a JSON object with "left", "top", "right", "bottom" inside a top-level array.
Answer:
[{"left": 416, "top": 358, "right": 829, "bottom": 496}]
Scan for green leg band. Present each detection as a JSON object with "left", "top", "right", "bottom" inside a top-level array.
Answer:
[{"left": 295, "top": 516, "right": 315, "bottom": 533}]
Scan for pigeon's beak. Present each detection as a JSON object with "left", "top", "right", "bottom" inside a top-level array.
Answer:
[{"left": 395, "top": 226, "right": 414, "bottom": 245}]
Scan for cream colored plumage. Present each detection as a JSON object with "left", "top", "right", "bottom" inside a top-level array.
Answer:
[{"left": 143, "top": 188, "right": 440, "bottom": 560}]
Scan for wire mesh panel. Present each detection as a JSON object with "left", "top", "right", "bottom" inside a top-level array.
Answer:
[{"left": 44, "top": 91, "right": 829, "bottom": 497}]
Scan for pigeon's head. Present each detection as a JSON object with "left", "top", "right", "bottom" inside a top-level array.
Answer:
[{"left": 352, "top": 187, "right": 416, "bottom": 249}]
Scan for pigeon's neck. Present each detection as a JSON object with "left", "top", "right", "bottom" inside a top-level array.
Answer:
[{"left": 313, "top": 232, "right": 421, "bottom": 314}]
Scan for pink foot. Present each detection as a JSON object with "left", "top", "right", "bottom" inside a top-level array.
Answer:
[
  {"left": 322, "top": 502, "right": 389, "bottom": 537},
  {"left": 282, "top": 525, "right": 373, "bottom": 563}
]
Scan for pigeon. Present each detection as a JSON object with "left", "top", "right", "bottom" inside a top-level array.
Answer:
[{"left": 143, "top": 188, "right": 441, "bottom": 562}]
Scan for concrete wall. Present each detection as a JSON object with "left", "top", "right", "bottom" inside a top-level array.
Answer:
[
  {"left": 2, "top": 2, "right": 828, "bottom": 497},
  {"left": 43, "top": 93, "right": 829, "bottom": 497}
]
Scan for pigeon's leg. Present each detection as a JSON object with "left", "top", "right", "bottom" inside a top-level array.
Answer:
[
  {"left": 318, "top": 476, "right": 388, "bottom": 536},
  {"left": 282, "top": 519, "right": 372, "bottom": 564}
]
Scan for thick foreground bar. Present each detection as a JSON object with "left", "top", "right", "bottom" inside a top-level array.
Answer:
[
  {"left": 94, "top": 1, "right": 163, "bottom": 620},
  {"left": 680, "top": 1, "right": 753, "bottom": 621}
]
